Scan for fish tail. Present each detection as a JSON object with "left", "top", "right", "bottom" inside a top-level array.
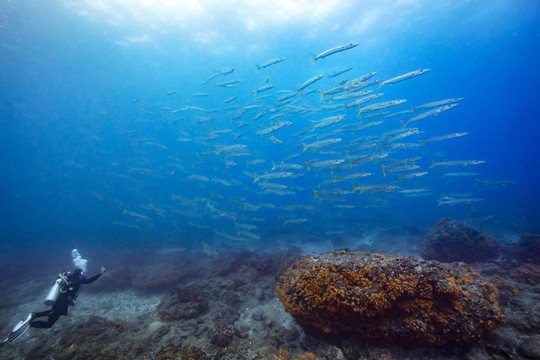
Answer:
[
  {"left": 272, "top": 162, "right": 277, "bottom": 171},
  {"left": 311, "top": 54, "right": 317, "bottom": 64},
  {"left": 256, "top": 65, "right": 260, "bottom": 71},
  {"left": 122, "top": 209, "right": 127, "bottom": 214},
  {"left": 430, "top": 160, "right": 437, "bottom": 168},
  {"left": 400, "top": 120, "right": 407, "bottom": 128},
  {"left": 302, "top": 143, "right": 308, "bottom": 153},
  {"left": 334, "top": 176, "right": 338, "bottom": 182},
  {"left": 215, "top": 147, "right": 221, "bottom": 154},
  {"left": 319, "top": 89, "right": 325, "bottom": 101},
  {"left": 345, "top": 104, "right": 349, "bottom": 111},
  {"left": 378, "top": 80, "right": 384, "bottom": 89},
  {"left": 306, "top": 162, "right": 311, "bottom": 171},
  {"left": 419, "top": 140, "right": 425, "bottom": 146},
  {"left": 329, "top": 96, "right": 334, "bottom": 103},
  {"left": 411, "top": 105, "right": 416, "bottom": 111},
  {"left": 313, "top": 190, "right": 318, "bottom": 199},
  {"left": 474, "top": 178, "right": 481, "bottom": 186},
  {"left": 253, "top": 173, "right": 259, "bottom": 183},
  {"left": 357, "top": 106, "right": 362, "bottom": 116},
  {"left": 382, "top": 165, "right": 387, "bottom": 177}
]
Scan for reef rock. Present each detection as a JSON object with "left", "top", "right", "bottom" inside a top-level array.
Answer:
[
  {"left": 155, "top": 345, "right": 210, "bottom": 360},
  {"left": 276, "top": 250, "right": 505, "bottom": 346},
  {"left": 156, "top": 283, "right": 209, "bottom": 321},
  {"left": 511, "top": 233, "right": 540, "bottom": 265},
  {"left": 419, "top": 218, "right": 501, "bottom": 263}
]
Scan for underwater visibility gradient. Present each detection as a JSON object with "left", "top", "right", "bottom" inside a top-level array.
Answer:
[{"left": 0, "top": 0, "right": 539, "bottom": 358}]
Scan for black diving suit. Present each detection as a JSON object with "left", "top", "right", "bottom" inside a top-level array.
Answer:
[{"left": 30, "top": 269, "right": 102, "bottom": 329}]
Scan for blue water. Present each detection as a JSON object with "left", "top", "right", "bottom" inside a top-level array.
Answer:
[{"left": 1, "top": 0, "right": 539, "bottom": 259}]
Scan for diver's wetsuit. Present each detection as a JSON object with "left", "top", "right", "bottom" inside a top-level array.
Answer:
[{"left": 30, "top": 270, "right": 102, "bottom": 329}]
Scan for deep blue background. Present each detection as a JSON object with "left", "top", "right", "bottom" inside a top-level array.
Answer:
[{"left": 1, "top": 1, "right": 539, "bottom": 262}]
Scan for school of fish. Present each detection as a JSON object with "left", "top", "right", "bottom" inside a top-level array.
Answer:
[{"left": 107, "top": 44, "right": 500, "bottom": 243}]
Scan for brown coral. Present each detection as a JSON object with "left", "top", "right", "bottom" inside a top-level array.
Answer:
[{"left": 276, "top": 250, "right": 504, "bottom": 346}]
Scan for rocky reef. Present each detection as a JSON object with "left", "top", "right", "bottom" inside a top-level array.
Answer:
[
  {"left": 277, "top": 250, "right": 505, "bottom": 346},
  {"left": 2, "top": 241, "right": 539, "bottom": 360},
  {"left": 418, "top": 218, "right": 502, "bottom": 263},
  {"left": 511, "top": 233, "right": 540, "bottom": 265}
]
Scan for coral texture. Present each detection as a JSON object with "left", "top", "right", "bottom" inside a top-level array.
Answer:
[
  {"left": 511, "top": 233, "right": 540, "bottom": 264},
  {"left": 156, "top": 283, "right": 209, "bottom": 321},
  {"left": 276, "top": 250, "right": 505, "bottom": 346},
  {"left": 418, "top": 218, "right": 501, "bottom": 263}
]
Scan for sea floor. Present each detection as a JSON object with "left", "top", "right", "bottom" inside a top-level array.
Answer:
[{"left": 1, "top": 234, "right": 539, "bottom": 360}]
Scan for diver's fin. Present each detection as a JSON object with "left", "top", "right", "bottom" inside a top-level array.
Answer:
[{"left": 6, "top": 313, "right": 33, "bottom": 343}]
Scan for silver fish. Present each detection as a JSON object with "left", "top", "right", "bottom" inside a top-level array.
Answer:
[
  {"left": 306, "top": 159, "right": 345, "bottom": 170},
  {"left": 420, "top": 132, "right": 468, "bottom": 145},
  {"left": 253, "top": 84, "right": 275, "bottom": 95},
  {"left": 272, "top": 162, "right": 303, "bottom": 171},
  {"left": 302, "top": 138, "right": 342, "bottom": 152},
  {"left": 253, "top": 171, "right": 293, "bottom": 183},
  {"left": 256, "top": 121, "right": 292, "bottom": 136},
  {"left": 216, "top": 144, "right": 248, "bottom": 154},
  {"left": 430, "top": 160, "right": 486, "bottom": 168},
  {"left": 312, "top": 43, "right": 359, "bottom": 63},
  {"left": 359, "top": 99, "right": 407, "bottom": 115},
  {"left": 256, "top": 57, "right": 285, "bottom": 70},
  {"left": 328, "top": 67, "right": 353, "bottom": 78},
  {"left": 379, "top": 69, "right": 430, "bottom": 88},
  {"left": 395, "top": 172, "right": 428, "bottom": 181},
  {"left": 311, "top": 115, "right": 345, "bottom": 130},
  {"left": 415, "top": 98, "right": 463, "bottom": 110},
  {"left": 297, "top": 75, "right": 324, "bottom": 92},
  {"left": 437, "top": 198, "right": 482, "bottom": 206},
  {"left": 400, "top": 103, "right": 459, "bottom": 128}
]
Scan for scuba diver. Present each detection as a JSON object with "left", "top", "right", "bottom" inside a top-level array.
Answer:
[{"left": 1, "top": 249, "right": 105, "bottom": 348}]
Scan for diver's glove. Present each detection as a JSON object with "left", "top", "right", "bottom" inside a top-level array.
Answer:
[{"left": 100, "top": 266, "right": 106, "bottom": 274}]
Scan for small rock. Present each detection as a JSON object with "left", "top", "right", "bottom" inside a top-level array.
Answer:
[
  {"left": 278, "top": 328, "right": 298, "bottom": 342},
  {"left": 463, "top": 346, "right": 488, "bottom": 360},
  {"left": 255, "top": 287, "right": 264, "bottom": 301},
  {"left": 320, "top": 345, "right": 347, "bottom": 360},
  {"left": 148, "top": 321, "right": 164, "bottom": 332},
  {"left": 252, "top": 308, "right": 266, "bottom": 321},
  {"left": 207, "top": 326, "right": 234, "bottom": 347},
  {"left": 518, "top": 337, "right": 540, "bottom": 359},
  {"left": 234, "top": 320, "right": 250, "bottom": 339}
]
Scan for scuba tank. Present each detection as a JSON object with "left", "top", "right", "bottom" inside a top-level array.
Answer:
[{"left": 44, "top": 273, "right": 69, "bottom": 306}]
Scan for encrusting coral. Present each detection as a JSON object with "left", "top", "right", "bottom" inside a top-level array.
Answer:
[{"left": 276, "top": 250, "right": 505, "bottom": 346}]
